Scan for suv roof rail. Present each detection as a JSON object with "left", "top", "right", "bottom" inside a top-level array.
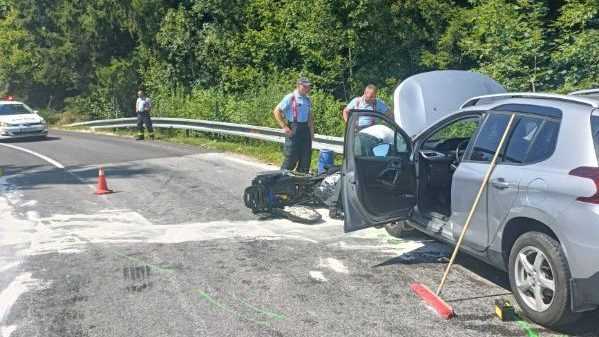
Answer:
[
  {"left": 460, "top": 92, "right": 599, "bottom": 109},
  {"left": 569, "top": 88, "right": 599, "bottom": 96}
]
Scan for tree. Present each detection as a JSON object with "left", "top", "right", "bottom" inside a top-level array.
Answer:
[
  {"left": 0, "top": 8, "right": 37, "bottom": 97},
  {"left": 551, "top": 0, "right": 599, "bottom": 91},
  {"left": 422, "top": 0, "right": 551, "bottom": 91}
]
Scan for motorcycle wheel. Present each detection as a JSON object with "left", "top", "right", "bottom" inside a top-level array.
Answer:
[{"left": 272, "top": 206, "right": 322, "bottom": 224}]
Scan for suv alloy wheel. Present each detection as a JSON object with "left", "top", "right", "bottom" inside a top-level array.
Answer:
[{"left": 508, "top": 231, "right": 579, "bottom": 327}]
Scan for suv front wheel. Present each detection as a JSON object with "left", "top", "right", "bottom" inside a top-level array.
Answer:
[{"left": 508, "top": 231, "right": 579, "bottom": 327}]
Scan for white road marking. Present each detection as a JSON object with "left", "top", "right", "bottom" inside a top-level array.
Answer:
[
  {"left": 0, "top": 273, "right": 43, "bottom": 322},
  {"left": 18, "top": 200, "right": 37, "bottom": 207},
  {"left": 0, "top": 262, "right": 19, "bottom": 274},
  {"left": 0, "top": 143, "right": 64, "bottom": 169},
  {"left": 195, "top": 152, "right": 276, "bottom": 170}
]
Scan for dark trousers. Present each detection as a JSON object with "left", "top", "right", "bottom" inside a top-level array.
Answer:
[
  {"left": 136, "top": 111, "right": 154, "bottom": 135},
  {"left": 281, "top": 123, "right": 312, "bottom": 173}
]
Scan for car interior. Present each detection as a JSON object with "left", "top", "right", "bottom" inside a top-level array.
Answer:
[{"left": 416, "top": 116, "right": 481, "bottom": 218}]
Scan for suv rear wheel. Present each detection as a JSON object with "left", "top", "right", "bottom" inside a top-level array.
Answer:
[{"left": 508, "top": 231, "right": 579, "bottom": 327}]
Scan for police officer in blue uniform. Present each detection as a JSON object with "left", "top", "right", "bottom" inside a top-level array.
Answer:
[
  {"left": 273, "top": 78, "right": 314, "bottom": 173},
  {"left": 135, "top": 90, "right": 154, "bottom": 140}
]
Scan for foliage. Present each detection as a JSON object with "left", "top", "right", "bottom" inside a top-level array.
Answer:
[
  {"left": 423, "top": 0, "right": 551, "bottom": 91},
  {"left": 551, "top": 0, "right": 599, "bottom": 92}
]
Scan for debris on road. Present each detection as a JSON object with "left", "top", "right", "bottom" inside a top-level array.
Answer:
[
  {"left": 495, "top": 299, "right": 516, "bottom": 322},
  {"left": 308, "top": 271, "right": 328, "bottom": 283}
]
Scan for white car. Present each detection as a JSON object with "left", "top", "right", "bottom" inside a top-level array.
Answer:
[{"left": 0, "top": 98, "right": 48, "bottom": 139}]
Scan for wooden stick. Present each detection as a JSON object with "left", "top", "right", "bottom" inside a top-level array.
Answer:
[{"left": 436, "top": 113, "right": 516, "bottom": 296}]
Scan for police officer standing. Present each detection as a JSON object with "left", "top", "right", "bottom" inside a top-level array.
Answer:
[
  {"left": 273, "top": 78, "right": 314, "bottom": 173},
  {"left": 135, "top": 90, "right": 154, "bottom": 140}
]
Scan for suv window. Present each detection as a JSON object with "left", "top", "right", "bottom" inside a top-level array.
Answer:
[
  {"left": 591, "top": 115, "right": 599, "bottom": 161},
  {"left": 523, "top": 119, "right": 559, "bottom": 163},
  {"left": 503, "top": 117, "right": 543, "bottom": 163},
  {"left": 422, "top": 117, "right": 479, "bottom": 152},
  {"left": 503, "top": 116, "right": 559, "bottom": 164},
  {"left": 469, "top": 113, "right": 560, "bottom": 164},
  {"left": 354, "top": 120, "right": 409, "bottom": 158},
  {"left": 469, "top": 113, "right": 510, "bottom": 162}
]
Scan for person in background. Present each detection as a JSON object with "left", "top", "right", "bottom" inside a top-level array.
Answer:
[
  {"left": 342, "top": 84, "right": 392, "bottom": 125},
  {"left": 135, "top": 90, "right": 154, "bottom": 140},
  {"left": 343, "top": 84, "right": 393, "bottom": 156},
  {"left": 273, "top": 78, "right": 314, "bottom": 173}
]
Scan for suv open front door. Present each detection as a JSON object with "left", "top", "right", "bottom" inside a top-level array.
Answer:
[{"left": 342, "top": 110, "right": 417, "bottom": 232}]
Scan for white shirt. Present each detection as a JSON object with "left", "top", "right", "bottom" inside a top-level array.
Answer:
[
  {"left": 136, "top": 97, "right": 152, "bottom": 113},
  {"left": 346, "top": 96, "right": 390, "bottom": 126}
]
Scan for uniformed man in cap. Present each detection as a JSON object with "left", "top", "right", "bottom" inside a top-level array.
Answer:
[
  {"left": 273, "top": 78, "right": 314, "bottom": 173},
  {"left": 135, "top": 90, "right": 154, "bottom": 140}
]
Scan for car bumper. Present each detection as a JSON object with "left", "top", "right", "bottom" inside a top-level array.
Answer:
[
  {"left": 0, "top": 126, "right": 48, "bottom": 139},
  {"left": 571, "top": 272, "right": 599, "bottom": 312}
]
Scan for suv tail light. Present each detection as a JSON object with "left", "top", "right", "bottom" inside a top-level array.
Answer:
[{"left": 569, "top": 166, "right": 599, "bottom": 204}]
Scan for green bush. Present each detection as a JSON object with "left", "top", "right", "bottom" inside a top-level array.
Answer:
[{"left": 150, "top": 76, "right": 347, "bottom": 136}]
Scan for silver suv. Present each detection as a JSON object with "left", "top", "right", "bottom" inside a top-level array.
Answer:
[{"left": 342, "top": 70, "right": 599, "bottom": 327}]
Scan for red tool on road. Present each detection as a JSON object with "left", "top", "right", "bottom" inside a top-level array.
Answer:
[
  {"left": 95, "top": 167, "right": 113, "bottom": 195},
  {"left": 411, "top": 113, "right": 516, "bottom": 320}
]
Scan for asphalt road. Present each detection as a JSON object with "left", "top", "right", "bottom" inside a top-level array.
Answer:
[{"left": 0, "top": 130, "right": 597, "bottom": 337}]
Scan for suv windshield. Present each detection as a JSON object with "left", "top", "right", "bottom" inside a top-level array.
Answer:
[{"left": 0, "top": 103, "right": 33, "bottom": 116}]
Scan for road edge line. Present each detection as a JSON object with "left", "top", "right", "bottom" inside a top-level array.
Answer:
[{"left": 0, "top": 143, "right": 65, "bottom": 169}]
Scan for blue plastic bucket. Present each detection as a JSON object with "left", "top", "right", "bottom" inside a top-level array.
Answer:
[{"left": 318, "top": 149, "right": 334, "bottom": 174}]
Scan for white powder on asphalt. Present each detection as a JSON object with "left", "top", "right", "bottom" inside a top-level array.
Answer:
[
  {"left": 319, "top": 257, "right": 349, "bottom": 274},
  {"left": 1, "top": 325, "right": 16, "bottom": 337},
  {"left": 0, "top": 262, "right": 20, "bottom": 274},
  {"left": 0, "top": 273, "right": 43, "bottom": 322},
  {"left": 309, "top": 271, "right": 328, "bottom": 282}
]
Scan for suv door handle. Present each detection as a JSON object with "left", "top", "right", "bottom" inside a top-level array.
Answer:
[{"left": 491, "top": 178, "right": 510, "bottom": 190}]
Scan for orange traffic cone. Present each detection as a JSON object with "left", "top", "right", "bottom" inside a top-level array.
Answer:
[{"left": 95, "top": 167, "right": 113, "bottom": 195}]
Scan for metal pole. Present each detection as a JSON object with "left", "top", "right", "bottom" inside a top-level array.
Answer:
[{"left": 436, "top": 113, "right": 516, "bottom": 296}]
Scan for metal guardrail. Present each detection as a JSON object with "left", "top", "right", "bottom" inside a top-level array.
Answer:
[{"left": 66, "top": 117, "right": 344, "bottom": 153}]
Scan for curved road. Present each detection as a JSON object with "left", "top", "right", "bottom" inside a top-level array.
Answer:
[{"left": 0, "top": 130, "right": 596, "bottom": 337}]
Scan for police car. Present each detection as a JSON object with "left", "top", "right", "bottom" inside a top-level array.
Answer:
[{"left": 0, "top": 97, "right": 48, "bottom": 139}]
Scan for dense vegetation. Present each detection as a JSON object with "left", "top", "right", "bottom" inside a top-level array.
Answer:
[{"left": 0, "top": 0, "right": 597, "bottom": 136}]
